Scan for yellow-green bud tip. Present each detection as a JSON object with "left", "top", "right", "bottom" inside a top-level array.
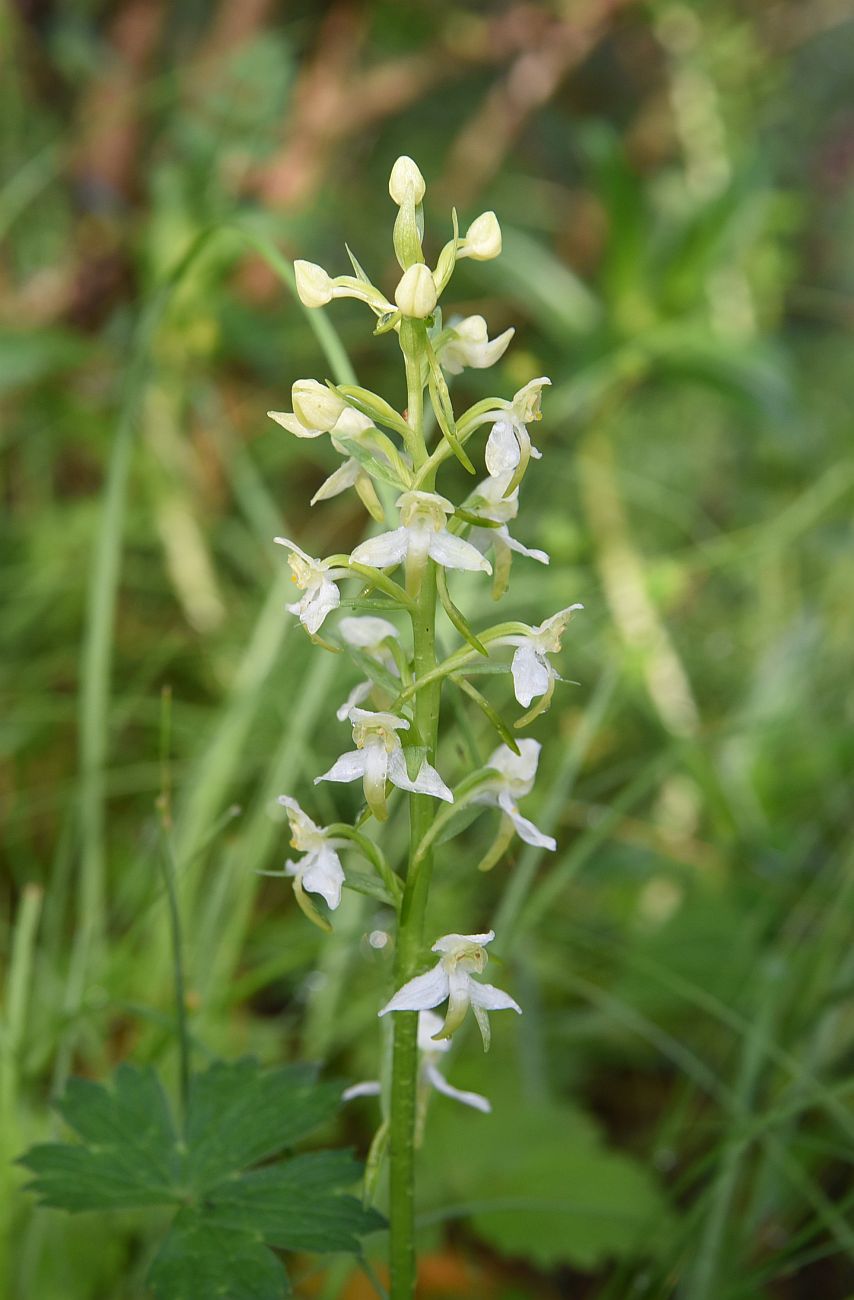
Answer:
[
  {"left": 394, "top": 263, "right": 437, "bottom": 318},
  {"left": 389, "top": 155, "right": 426, "bottom": 206}
]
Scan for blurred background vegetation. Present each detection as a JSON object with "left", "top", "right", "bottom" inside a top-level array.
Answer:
[{"left": 2, "top": 0, "right": 854, "bottom": 1296}]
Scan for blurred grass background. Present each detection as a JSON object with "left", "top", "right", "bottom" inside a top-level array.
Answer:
[{"left": 2, "top": 0, "right": 854, "bottom": 1296}]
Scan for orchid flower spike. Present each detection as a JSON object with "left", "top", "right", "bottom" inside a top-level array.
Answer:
[
  {"left": 274, "top": 538, "right": 350, "bottom": 635},
  {"left": 464, "top": 474, "right": 549, "bottom": 599},
  {"left": 474, "top": 739, "right": 555, "bottom": 851},
  {"left": 379, "top": 930, "right": 521, "bottom": 1051},
  {"left": 336, "top": 616, "right": 401, "bottom": 720},
  {"left": 485, "top": 377, "right": 551, "bottom": 480},
  {"left": 494, "top": 603, "right": 584, "bottom": 712},
  {"left": 315, "top": 706, "right": 453, "bottom": 821},
  {"left": 350, "top": 489, "right": 491, "bottom": 596},
  {"left": 342, "top": 1010, "right": 491, "bottom": 1113},
  {"left": 437, "top": 315, "right": 515, "bottom": 376},
  {"left": 276, "top": 796, "right": 346, "bottom": 911}
]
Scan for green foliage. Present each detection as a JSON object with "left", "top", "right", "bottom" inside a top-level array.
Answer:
[
  {"left": 421, "top": 1055, "right": 672, "bottom": 1271},
  {"left": 20, "top": 1060, "right": 382, "bottom": 1300}
]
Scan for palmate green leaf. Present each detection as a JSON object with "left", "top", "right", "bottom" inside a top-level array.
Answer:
[
  {"left": 149, "top": 1214, "right": 291, "bottom": 1300},
  {"left": 20, "top": 1060, "right": 383, "bottom": 1300},
  {"left": 21, "top": 1064, "right": 181, "bottom": 1211}
]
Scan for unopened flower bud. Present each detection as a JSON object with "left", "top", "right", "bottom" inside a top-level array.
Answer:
[
  {"left": 294, "top": 260, "right": 335, "bottom": 308},
  {"left": 292, "top": 379, "right": 347, "bottom": 432},
  {"left": 394, "top": 263, "right": 437, "bottom": 319},
  {"left": 461, "top": 212, "right": 502, "bottom": 261},
  {"left": 389, "top": 156, "right": 426, "bottom": 206}
]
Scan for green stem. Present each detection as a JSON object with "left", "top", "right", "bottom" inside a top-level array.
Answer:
[{"left": 388, "top": 319, "right": 437, "bottom": 1300}]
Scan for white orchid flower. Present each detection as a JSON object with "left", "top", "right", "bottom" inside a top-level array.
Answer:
[
  {"left": 474, "top": 739, "right": 555, "bottom": 851},
  {"left": 464, "top": 474, "right": 549, "bottom": 597},
  {"left": 315, "top": 706, "right": 453, "bottom": 821},
  {"left": 268, "top": 403, "right": 387, "bottom": 522},
  {"left": 342, "top": 1010, "right": 491, "bottom": 1113},
  {"left": 273, "top": 538, "right": 350, "bottom": 635},
  {"left": 493, "top": 603, "right": 584, "bottom": 710},
  {"left": 336, "top": 616, "right": 401, "bottom": 719},
  {"left": 379, "top": 930, "right": 521, "bottom": 1051},
  {"left": 438, "top": 315, "right": 515, "bottom": 376},
  {"left": 276, "top": 796, "right": 346, "bottom": 910},
  {"left": 485, "top": 377, "right": 551, "bottom": 480},
  {"left": 350, "top": 489, "right": 491, "bottom": 594}
]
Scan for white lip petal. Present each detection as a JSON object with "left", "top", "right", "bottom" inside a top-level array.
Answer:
[
  {"left": 468, "top": 979, "right": 522, "bottom": 1015},
  {"left": 417, "top": 1009, "right": 448, "bottom": 1051},
  {"left": 510, "top": 643, "right": 551, "bottom": 708},
  {"left": 423, "top": 1062, "right": 492, "bottom": 1113},
  {"left": 350, "top": 528, "right": 410, "bottom": 570},
  {"left": 485, "top": 421, "right": 520, "bottom": 477},
  {"left": 378, "top": 963, "right": 451, "bottom": 1016},
  {"left": 314, "top": 749, "right": 368, "bottom": 784},
  {"left": 387, "top": 749, "right": 453, "bottom": 802},
  {"left": 428, "top": 530, "right": 493, "bottom": 574}
]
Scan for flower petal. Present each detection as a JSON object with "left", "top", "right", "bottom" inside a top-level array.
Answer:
[
  {"left": 387, "top": 748, "right": 453, "bottom": 802},
  {"left": 342, "top": 1081, "right": 382, "bottom": 1101},
  {"left": 268, "top": 411, "right": 324, "bottom": 437},
  {"left": 468, "top": 979, "right": 522, "bottom": 1015},
  {"left": 502, "top": 803, "right": 557, "bottom": 851},
  {"left": 431, "top": 931, "right": 495, "bottom": 954},
  {"left": 500, "top": 527, "right": 550, "bottom": 564},
  {"left": 378, "top": 962, "right": 450, "bottom": 1015},
  {"left": 350, "top": 528, "right": 410, "bottom": 569},
  {"left": 423, "top": 1063, "right": 492, "bottom": 1113},
  {"left": 296, "top": 579, "right": 341, "bottom": 634},
  {"left": 485, "top": 421, "right": 520, "bottom": 477},
  {"left": 428, "top": 529, "right": 493, "bottom": 574},
  {"left": 511, "top": 643, "right": 551, "bottom": 708},
  {"left": 314, "top": 749, "right": 367, "bottom": 784},
  {"left": 301, "top": 845, "right": 345, "bottom": 909},
  {"left": 311, "top": 458, "right": 361, "bottom": 504},
  {"left": 336, "top": 679, "right": 372, "bottom": 721}
]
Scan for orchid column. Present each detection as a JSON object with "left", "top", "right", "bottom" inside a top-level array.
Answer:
[{"left": 269, "top": 156, "right": 582, "bottom": 1299}]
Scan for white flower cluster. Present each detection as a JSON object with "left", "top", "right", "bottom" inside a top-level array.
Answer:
[{"left": 264, "top": 156, "right": 584, "bottom": 1114}]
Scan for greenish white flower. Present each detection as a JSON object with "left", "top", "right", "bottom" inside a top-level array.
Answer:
[
  {"left": 465, "top": 475, "right": 550, "bottom": 587},
  {"left": 277, "top": 796, "right": 346, "bottom": 909},
  {"left": 342, "top": 1010, "right": 491, "bottom": 1112},
  {"left": 378, "top": 930, "right": 521, "bottom": 1051},
  {"left": 315, "top": 707, "right": 453, "bottom": 821},
  {"left": 273, "top": 537, "right": 349, "bottom": 634},
  {"left": 474, "top": 739, "right": 555, "bottom": 850},
  {"left": 336, "top": 616, "right": 401, "bottom": 719},
  {"left": 294, "top": 259, "right": 395, "bottom": 315},
  {"left": 485, "top": 377, "right": 551, "bottom": 478},
  {"left": 437, "top": 315, "right": 515, "bottom": 376},
  {"left": 350, "top": 490, "right": 491, "bottom": 590},
  {"left": 494, "top": 603, "right": 584, "bottom": 708}
]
